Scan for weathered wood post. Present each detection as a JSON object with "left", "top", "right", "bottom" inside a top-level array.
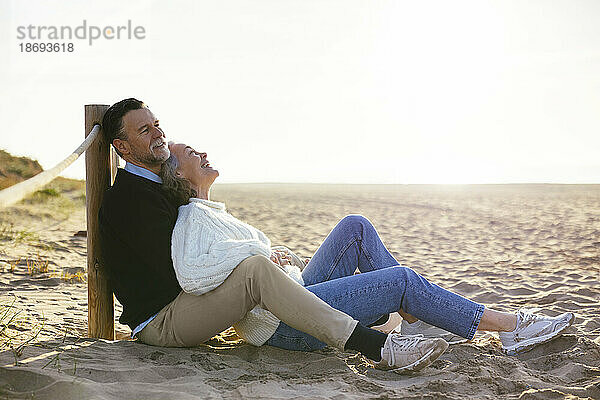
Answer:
[{"left": 85, "top": 104, "right": 116, "bottom": 340}]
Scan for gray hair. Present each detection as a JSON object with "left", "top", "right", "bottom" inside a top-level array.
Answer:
[{"left": 159, "top": 154, "right": 197, "bottom": 206}]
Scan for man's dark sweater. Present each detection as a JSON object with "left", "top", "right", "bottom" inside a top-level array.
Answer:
[{"left": 98, "top": 168, "right": 182, "bottom": 330}]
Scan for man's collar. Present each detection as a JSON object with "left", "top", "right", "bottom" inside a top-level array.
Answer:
[{"left": 124, "top": 162, "right": 162, "bottom": 184}]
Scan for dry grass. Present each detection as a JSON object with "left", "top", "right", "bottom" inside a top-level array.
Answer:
[
  {"left": 0, "top": 149, "right": 85, "bottom": 208},
  {"left": 0, "top": 221, "right": 15, "bottom": 241},
  {"left": 50, "top": 176, "right": 85, "bottom": 194},
  {"left": 23, "top": 189, "right": 81, "bottom": 213},
  {"left": 0, "top": 297, "right": 45, "bottom": 361},
  {"left": 0, "top": 256, "right": 50, "bottom": 275},
  {"left": 61, "top": 270, "right": 86, "bottom": 283},
  {"left": 14, "top": 229, "right": 39, "bottom": 244},
  {"left": 0, "top": 223, "right": 41, "bottom": 246},
  {"left": 26, "top": 255, "right": 50, "bottom": 275},
  {"left": 25, "top": 177, "right": 86, "bottom": 206},
  {"left": 0, "top": 149, "right": 43, "bottom": 190},
  {"left": 205, "top": 327, "right": 243, "bottom": 348},
  {"left": 2, "top": 256, "right": 85, "bottom": 283},
  {"left": 5, "top": 258, "right": 19, "bottom": 273}
]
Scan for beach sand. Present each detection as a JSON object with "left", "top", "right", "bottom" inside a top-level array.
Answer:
[{"left": 0, "top": 183, "right": 598, "bottom": 399}]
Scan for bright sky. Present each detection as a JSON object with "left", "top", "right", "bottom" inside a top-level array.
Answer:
[{"left": 1, "top": 0, "right": 599, "bottom": 184}]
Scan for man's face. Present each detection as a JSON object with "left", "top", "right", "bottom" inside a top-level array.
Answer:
[{"left": 115, "top": 107, "right": 170, "bottom": 169}]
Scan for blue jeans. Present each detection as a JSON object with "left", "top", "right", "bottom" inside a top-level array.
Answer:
[{"left": 265, "top": 215, "right": 485, "bottom": 351}]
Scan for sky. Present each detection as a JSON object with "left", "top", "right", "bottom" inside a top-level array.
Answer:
[{"left": 1, "top": 0, "right": 599, "bottom": 184}]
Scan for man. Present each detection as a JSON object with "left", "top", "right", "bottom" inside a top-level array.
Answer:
[
  {"left": 98, "top": 98, "right": 179, "bottom": 337},
  {"left": 98, "top": 98, "right": 450, "bottom": 373}
]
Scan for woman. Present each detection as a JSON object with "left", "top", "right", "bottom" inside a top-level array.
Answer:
[{"left": 154, "top": 142, "right": 574, "bottom": 372}]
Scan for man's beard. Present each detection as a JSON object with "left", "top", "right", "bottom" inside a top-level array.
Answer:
[{"left": 131, "top": 145, "right": 169, "bottom": 166}]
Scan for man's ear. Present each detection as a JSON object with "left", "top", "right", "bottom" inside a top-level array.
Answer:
[{"left": 113, "top": 139, "right": 129, "bottom": 156}]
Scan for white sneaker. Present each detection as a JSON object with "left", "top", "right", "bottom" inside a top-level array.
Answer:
[
  {"left": 499, "top": 310, "right": 575, "bottom": 355},
  {"left": 398, "top": 320, "right": 468, "bottom": 345},
  {"left": 374, "top": 334, "right": 449, "bottom": 373}
]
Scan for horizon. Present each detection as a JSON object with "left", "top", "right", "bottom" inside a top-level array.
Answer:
[
  {"left": 2, "top": 0, "right": 599, "bottom": 185},
  {"left": 3, "top": 146, "right": 600, "bottom": 186}
]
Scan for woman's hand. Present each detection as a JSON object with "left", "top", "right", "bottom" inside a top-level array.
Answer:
[{"left": 270, "top": 250, "right": 292, "bottom": 267}]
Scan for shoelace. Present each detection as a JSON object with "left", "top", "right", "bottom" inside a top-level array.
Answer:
[
  {"left": 384, "top": 334, "right": 424, "bottom": 367},
  {"left": 513, "top": 310, "right": 548, "bottom": 340},
  {"left": 517, "top": 310, "right": 543, "bottom": 330}
]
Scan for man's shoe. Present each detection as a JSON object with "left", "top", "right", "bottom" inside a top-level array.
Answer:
[
  {"left": 499, "top": 310, "right": 575, "bottom": 355},
  {"left": 374, "top": 334, "right": 449, "bottom": 373},
  {"left": 398, "top": 320, "right": 468, "bottom": 345}
]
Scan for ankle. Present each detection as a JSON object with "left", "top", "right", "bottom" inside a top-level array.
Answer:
[
  {"left": 368, "top": 314, "right": 390, "bottom": 328},
  {"left": 344, "top": 323, "right": 387, "bottom": 362},
  {"left": 398, "top": 309, "right": 418, "bottom": 324},
  {"left": 497, "top": 314, "right": 518, "bottom": 332},
  {"left": 507, "top": 314, "right": 518, "bottom": 332}
]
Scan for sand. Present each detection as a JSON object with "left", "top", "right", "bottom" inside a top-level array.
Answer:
[{"left": 0, "top": 183, "right": 599, "bottom": 399}]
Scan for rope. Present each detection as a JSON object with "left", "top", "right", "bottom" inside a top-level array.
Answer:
[{"left": 0, "top": 124, "right": 100, "bottom": 209}]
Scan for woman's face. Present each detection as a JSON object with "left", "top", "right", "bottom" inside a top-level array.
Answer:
[{"left": 168, "top": 142, "right": 219, "bottom": 189}]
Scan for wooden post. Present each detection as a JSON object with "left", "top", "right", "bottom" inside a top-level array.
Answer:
[{"left": 85, "top": 104, "right": 116, "bottom": 340}]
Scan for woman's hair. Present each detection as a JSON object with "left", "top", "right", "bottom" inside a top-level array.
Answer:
[{"left": 159, "top": 154, "right": 197, "bottom": 207}]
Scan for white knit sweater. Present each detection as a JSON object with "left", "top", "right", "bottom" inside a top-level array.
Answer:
[{"left": 171, "top": 198, "right": 304, "bottom": 346}]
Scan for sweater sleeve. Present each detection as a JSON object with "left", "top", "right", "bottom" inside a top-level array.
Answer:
[{"left": 171, "top": 204, "right": 272, "bottom": 295}]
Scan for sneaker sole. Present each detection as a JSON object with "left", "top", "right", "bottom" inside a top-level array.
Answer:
[
  {"left": 502, "top": 313, "right": 575, "bottom": 356},
  {"left": 445, "top": 337, "right": 469, "bottom": 345},
  {"left": 389, "top": 340, "right": 449, "bottom": 374}
]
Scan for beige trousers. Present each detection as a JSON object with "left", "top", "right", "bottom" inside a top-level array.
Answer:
[{"left": 137, "top": 255, "right": 358, "bottom": 350}]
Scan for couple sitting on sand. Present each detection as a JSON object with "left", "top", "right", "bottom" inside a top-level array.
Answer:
[{"left": 98, "top": 98, "right": 574, "bottom": 373}]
